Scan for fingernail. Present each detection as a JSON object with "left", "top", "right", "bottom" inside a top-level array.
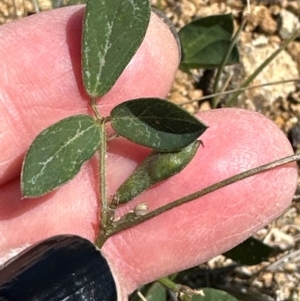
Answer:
[
  {"left": 0, "top": 235, "right": 118, "bottom": 301},
  {"left": 151, "top": 7, "right": 181, "bottom": 60}
]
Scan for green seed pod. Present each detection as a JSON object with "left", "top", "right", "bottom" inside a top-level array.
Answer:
[{"left": 113, "top": 141, "right": 200, "bottom": 205}]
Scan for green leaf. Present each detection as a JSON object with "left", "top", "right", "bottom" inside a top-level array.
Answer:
[
  {"left": 223, "top": 237, "right": 273, "bottom": 265},
  {"left": 21, "top": 115, "right": 101, "bottom": 198},
  {"left": 179, "top": 14, "right": 239, "bottom": 70},
  {"left": 82, "top": 0, "right": 151, "bottom": 97},
  {"left": 192, "top": 288, "right": 239, "bottom": 301},
  {"left": 144, "top": 282, "right": 167, "bottom": 301},
  {"left": 110, "top": 98, "right": 208, "bottom": 152},
  {"left": 114, "top": 141, "right": 200, "bottom": 204}
]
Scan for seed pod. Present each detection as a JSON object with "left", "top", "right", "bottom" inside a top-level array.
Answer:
[
  {"left": 0, "top": 235, "right": 117, "bottom": 301},
  {"left": 113, "top": 141, "right": 200, "bottom": 205}
]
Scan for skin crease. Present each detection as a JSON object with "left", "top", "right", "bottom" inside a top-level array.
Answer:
[{"left": 0, "top": 5, "right": 298, "bottom": 301}]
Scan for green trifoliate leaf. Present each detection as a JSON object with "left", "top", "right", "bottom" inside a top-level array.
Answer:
[
  {"left": 21, "top": 115, "right": 101, "bottom": 198},
  {"left": 110, "top": 98, "right": 207, "bottom": 152},
  {"left": 179, "top": 14, "right": 239, "bottom": 70},
  {"left": 223, "top": 237, "right": 273, "bottom": 265},
  {"left": 144, "top": 282, "right": 167, "bottom": 301},
  {"left": 82, "top": 0, "right": 151, "bottom": 97},
  {"left": 113, "top": 141, "right": 200, "bottom": 204}
]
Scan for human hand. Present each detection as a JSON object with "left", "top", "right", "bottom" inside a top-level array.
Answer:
[{"left": 0, "top": 5, "right": 297, "bottom": 300}]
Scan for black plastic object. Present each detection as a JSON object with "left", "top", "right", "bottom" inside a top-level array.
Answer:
[{"left": 0, "top": 235, "right": 117, "bottom": 301}]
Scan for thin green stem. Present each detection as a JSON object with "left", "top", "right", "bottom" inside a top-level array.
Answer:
[
  {"left": 157, "top": 0, "right": 163, "bottom": 10},
  {"left": 227, "top": 30, "right": 299, "bottom": 106},
  {"left": 89, "top": 97, "right": 108, "bottom": 245},
  {"left": 98, "top": 153, "right": 299, "bottom": 245},
  {"left": 212, "top": 16, "right": 248, "bottom": 108},
  {"left": 90, "top": 97, "right": 102, "bottom": 120},
  {"left": 179, "top": 78, "right": 300, "bottom": 106},
  {"left": 99, "top": 121, "right": 108, "bottom": 228},
  {"left": 158, "top": 277, "right": 204, "bottom": 300},
  {"left": 157, "top": 277, "right": 178, "bottom": 290}
]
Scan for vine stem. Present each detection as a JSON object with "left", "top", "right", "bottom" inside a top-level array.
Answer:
[
  {"left": 158, "top": 277, "right": 178, "bottom": 291},
  {"left": 158, "top": 277, "right": 204, "bottom": 300},
  {"left": 88, "top": 97, "right": 110, "bottom": 237},
  {"left": 212, "top": 15, "right": 248, "bottom": 108},
  {"left": 227, "top": 30, "right": 299, "bottom": 106},
  {"left": 179, "top": 78, "right": 300, "bottom": 106},
  {"left": 96, "top": 153, "right": 300, "bottom": 248},
  {"left": 90, "top": 97, "right": 102, "bottom": 120},
  {"left": 99, "top": 121, "right": 108, "bottom": 228}
]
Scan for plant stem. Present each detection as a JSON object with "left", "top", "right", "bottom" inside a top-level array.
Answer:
[
  {"left": 158, "top": 277, "right": 204, "bottom": 300},
  {"left": 157, "top": 0, "right": 163, "bottom": 10},
  {"left": 100, "top": 153, "right": 299, "bottom": 242},
  {"left": 99, "top": 121, "right": 108, "bottom": 228},
  {"left": 212, "top": 15, "right": 248, "bottom": 108},
  {"left": 158, "top": 277, "right": 178, "bottom": 291},
  {"left": 180, "top": 78, "right": 300, "bottom": 106},
  {"left": 227, "top": 30, "right": 299, "bottom": 106},
  {"left": 90, "top": 97, "right": 102, "bottom": 120},
  {"left": 89, "top": 97, "right": 109, "bottom": 244}
]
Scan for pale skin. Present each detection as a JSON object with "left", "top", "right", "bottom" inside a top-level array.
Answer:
[{"left": 0, "top": 6, "right": 298, "bottom": 300}]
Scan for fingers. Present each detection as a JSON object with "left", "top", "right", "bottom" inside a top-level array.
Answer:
[
  {"left": 0, "top": 108, "right": 297, "bottom": 299},
  {"left": 0, "top": 6, "right": 180, "bottom": 184},
  {"left": 0, "top": 5, "right": 297, "bottom": 301}
]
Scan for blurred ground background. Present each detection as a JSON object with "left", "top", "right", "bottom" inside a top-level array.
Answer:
[{"left": 1, "top": 0, "right": 300, "bottom": 300}]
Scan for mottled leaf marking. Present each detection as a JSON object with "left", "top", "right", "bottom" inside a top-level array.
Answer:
[{"left": 21, "top": 115, "right": 101, "bottom": 198}]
